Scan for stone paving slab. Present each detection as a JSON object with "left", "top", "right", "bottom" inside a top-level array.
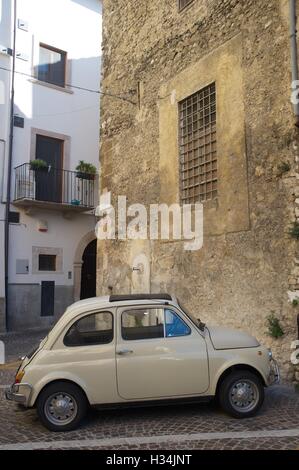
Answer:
[
  {"left": 32, "top": 437, "right": 299, "bottom": 451},
  {"left": 1, "top": 429, "right": 299, "bottom": 450},
  {"left": 89, "top": 437, "right": 299, "bottom": 450}
]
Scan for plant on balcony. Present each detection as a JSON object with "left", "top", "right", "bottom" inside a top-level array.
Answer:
[
  {"left": 76, "top": 160, "right": 97, "bottom": 180},
  {"left": 71, "top": 199, "right": 81, "bottom": 206},
  {"left": 30, "top": 159, "right": 49, "bottom": 172}
]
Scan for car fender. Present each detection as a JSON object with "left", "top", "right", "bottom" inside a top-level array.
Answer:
[
  {"left": 209, "top": 358, "right": 268, "bottom": 396},
  {"left": 28, "top": 370, "right": 90, "bottom": 407}
]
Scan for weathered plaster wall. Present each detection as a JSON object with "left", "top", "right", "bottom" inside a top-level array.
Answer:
[
  {"left": 0, "top": 299, "right": 5, "bottom": 333},
  {"left": 7, "top": 284, "right": 74, "bottom": 332},
  {"left": 99, "top": 0, "right": 299, "bottom": 381}
]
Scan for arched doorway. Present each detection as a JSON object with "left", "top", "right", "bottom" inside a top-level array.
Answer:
[{"left": 80, "top": 239, "right": 97, "bottom": 300}]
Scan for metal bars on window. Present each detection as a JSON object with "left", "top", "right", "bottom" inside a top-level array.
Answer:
[{"left": 179, "top": 83, "right": 217, "bottom": 204}]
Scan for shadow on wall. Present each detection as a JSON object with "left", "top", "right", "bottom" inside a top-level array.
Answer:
[
  {"left": 14, "top": 54, "right": 101, "bottom": 177},
  {"left": 0, "top": 0, "right": 12, "bottom": 45},
  {"left": 70, "top": 0, "right": 101, "bottom": 14},
  {"left": 8, "top": 53, "right": 101, "bottom": 331}
]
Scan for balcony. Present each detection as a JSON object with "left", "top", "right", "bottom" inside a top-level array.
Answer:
[{"left": 13, "top": 163, "right": 97, "bottom": 213}]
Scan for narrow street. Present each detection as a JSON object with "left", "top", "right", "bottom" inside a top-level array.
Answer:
[
  {"left": 1, "top": 0, "right": 299, "bottom": 456},
  {"left": 0, "top": 332, "right": 298, "bottom": 451}
]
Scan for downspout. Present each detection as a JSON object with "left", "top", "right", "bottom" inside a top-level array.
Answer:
[
  {"left": 290, "top": 1, "right": 299, "bottom": 340},
  {"left": 290, "top": 0, "right": 299, "bottom": 127},
  {"left": 4, "top": 0, "right": 17, "bottom": 332}
]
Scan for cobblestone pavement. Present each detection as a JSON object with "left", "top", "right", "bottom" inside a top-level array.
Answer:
[
  {"left": 0, "top": 331, "right": 299, "bottom": 450},
  {"left": 0, "top": 370, "right": 299, "bottom": 450}
]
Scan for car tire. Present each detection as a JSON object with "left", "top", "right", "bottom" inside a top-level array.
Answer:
[
  {"left": 36, "top": 381, "right": 88, "bottom": 432},
  {"left": 218, "top": 370, "right": 265, "bottom": 419}
]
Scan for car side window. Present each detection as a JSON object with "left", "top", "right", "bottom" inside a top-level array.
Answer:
[
  {"left": 122, "top": 308, "right": 164, "bottom": 341},
  {"left": 165, "top": 309, "right": 191, "bottom": 337},
  {"left": 64, "top": 312, "right": 113, "bottom": 347}
]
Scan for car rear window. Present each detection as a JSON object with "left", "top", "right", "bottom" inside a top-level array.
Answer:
[{"left": 64, "top": 312, "right": 113, "bottom": 347}]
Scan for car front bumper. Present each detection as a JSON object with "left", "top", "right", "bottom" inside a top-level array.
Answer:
[
  {"left": 268, "top": 358, "right": 280, "bottom": 385},
  {"left": 5, "top": 383, "right": 33, "bottom": 407}
]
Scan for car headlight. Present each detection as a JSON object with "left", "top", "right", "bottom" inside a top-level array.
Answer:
[{"left": 268, "top": 349, "right": 273, "bottom": 359}]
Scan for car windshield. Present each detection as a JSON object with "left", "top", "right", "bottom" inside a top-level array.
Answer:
[{"left": 178, "top": 299, "right": 205, "bottom": 331}]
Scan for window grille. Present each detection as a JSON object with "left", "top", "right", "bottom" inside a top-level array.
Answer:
[
  {"left": 179, "top": 83, "right": 217, "bottom": 204},
  {"left": 39, "top": 254, "right": 57, "bottom": 272}
]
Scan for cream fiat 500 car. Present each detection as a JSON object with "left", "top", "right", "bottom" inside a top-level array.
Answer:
[{"left": 6, "top": 294, "right": 279, "bottom": 431}]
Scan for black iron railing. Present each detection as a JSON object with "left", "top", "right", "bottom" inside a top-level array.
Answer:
[{"left": 14, "top": 163, "right": 97, "bottom": 208}]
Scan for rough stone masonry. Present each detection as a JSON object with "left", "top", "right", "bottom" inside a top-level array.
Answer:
[{"left": 98, "top": 0, "right": 299, "bottom": 381}]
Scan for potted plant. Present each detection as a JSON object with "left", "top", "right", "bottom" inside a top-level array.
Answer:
[
  {"left": 30, "top": 159, "right": 49, "bottom": 172},
  {"left": 71, "top": 199, "right": 81, "bottom": 206},
  {"left": 76, "top": 160, "right": 97, "bottom": 180}
]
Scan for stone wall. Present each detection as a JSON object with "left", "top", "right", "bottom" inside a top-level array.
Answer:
[{"left": 99, "top": 0, "right": 299, "bottom": 381}]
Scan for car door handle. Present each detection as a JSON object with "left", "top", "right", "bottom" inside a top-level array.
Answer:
[{"left": 116, "top": 349, "right": 134, "bottom": 356}]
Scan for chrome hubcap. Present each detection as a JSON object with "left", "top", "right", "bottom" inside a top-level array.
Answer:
[
  {"left": 44, "top": 393, "right": 78, "bottom": 426},
  {"left": 229, "top": 380, "right": 259, "bottom": 413}
]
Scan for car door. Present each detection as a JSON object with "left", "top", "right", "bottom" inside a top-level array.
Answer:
[
  {"left": 52, "top": 309, "right": 118, "bottom": 404},
  {"left": 116, "top": 305, "right": 209, "bottom": 400}
]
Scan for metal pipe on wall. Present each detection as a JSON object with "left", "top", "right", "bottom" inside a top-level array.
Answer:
[
  {"left": 4, "top": 0, "right": 17, "bottom": 332},
  {"left": 290, "top": 0, "right": 299, "bottom": 126}
]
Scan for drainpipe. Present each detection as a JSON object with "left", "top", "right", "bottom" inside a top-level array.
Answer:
[
  {"left": 4, "top": 0, "right": 17, "bottom": 332},
  {"left": 290, "top": 0, "right": 299, "bottom": 127}
]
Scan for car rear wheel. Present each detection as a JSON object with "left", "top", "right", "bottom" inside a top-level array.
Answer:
[
  {"left": 37, "top": 381, "right": 87, "bottom": 432},
  {"left": 218, "top": 370, "right": 265, "bottom": 419}
]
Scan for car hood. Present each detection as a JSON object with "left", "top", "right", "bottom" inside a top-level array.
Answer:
[{"left": 207, "top": 326, "right": 260, "bottom": 350}]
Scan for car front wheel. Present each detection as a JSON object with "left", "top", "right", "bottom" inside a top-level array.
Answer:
[
  {"left": 36, "top": 381, "right": 87, "bottom": 432},
  {"left": 218, "top": 370, "right": 265, "bottom": 419}
]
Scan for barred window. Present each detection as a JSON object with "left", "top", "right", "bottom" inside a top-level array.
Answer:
[
  {"left": 179, "top": 0, "right": 194, "bottom": 11},
  {"left": 179, "top": 83, "right": 217, "bottom": 204},
  {"left": 39, "top": 254, "right": 56, "bottom": 272}
]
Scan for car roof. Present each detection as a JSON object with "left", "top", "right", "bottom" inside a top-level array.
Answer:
[
  {"left": 44, "top": 294, "right": 187, "bottom": 349},
  {"left": 109, "top": 294, "right": 173, "bottom": 302},
  {"left": 46, "top": 294, "right": 177, "bottom": 345},
  {"left": 64, "top": 294, "right": 176, "bottom": 317}
]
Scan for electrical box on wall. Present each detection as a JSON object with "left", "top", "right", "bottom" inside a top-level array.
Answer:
[
  {"left": 13, "top": 116, "right": 24, "bottom": 128},
  {"left": 37, "top": 220, "right": 48, "bottom": 233},
  {"left": 16, "top": 259, "right": 29, "bottom": 275},
  {"left": 18, "top": 19, "right": 29, "bottom": 31},
  {"left": 0, "top": 45, "right": 13, "bottom": 56},
  {"left": 16, "top": 51, "right": 29, "bottom": 61}
]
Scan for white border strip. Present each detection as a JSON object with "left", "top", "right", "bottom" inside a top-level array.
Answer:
[{"left": 1, "top": 429, "right": 299, "bottom": 450}]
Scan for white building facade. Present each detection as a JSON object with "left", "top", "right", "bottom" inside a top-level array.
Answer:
[{"left": 0, "top": 0, "right": 102, "bottom": 331}]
